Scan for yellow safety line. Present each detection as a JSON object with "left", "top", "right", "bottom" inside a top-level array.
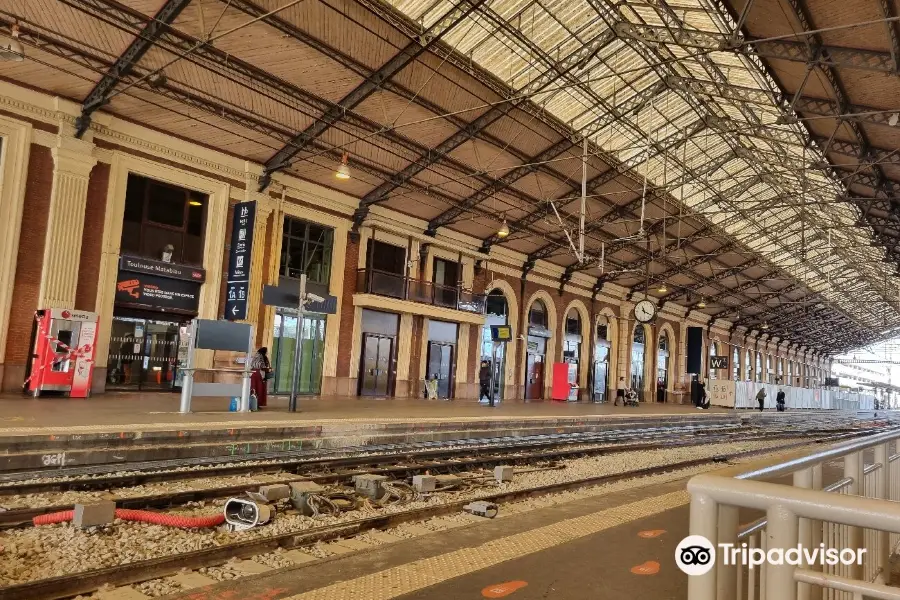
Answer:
[{"left": 282, "top": 490, "right": 690, "bottom": 600}]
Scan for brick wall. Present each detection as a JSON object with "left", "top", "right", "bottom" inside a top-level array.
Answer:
[
  {"left": 3, "top": 145, "right": 53, "bottom": 367},
  {"left": 75, "top": 162, "right": 110, "bottom": 312},
  {"left": 336, "top": 236, "right": 359, "bottom": 378}
]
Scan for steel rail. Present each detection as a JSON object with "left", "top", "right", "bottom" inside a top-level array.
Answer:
[
  {"left": 0, "top": 429, "right": 853, "bottom": 529},
  {"left": 0, "top": 433, "right": 859, "bottom": 600}
]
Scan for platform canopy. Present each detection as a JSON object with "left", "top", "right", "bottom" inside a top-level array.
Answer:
[{"left": 2, "top": 0, "right": 898, "bottom": 353}]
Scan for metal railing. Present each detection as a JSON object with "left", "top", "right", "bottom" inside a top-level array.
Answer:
[
  {"left": 357, "top": 269, "right": 486, "bottom": 314},
  {"left": 688, "top": 428, "right": 900, "bottom": 600}
]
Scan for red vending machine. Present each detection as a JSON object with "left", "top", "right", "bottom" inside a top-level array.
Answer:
[{"left": 24, "top": 309, "right": 99, "bottom": 398}]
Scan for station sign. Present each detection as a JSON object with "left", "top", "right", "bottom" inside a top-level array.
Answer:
[
  {"left": 490, "top": 325, "right": 512, "bottom": 342},
  {"left": 119, "top": 255, "right": 205, "bottom": 283},
  {"left": 709, "top": 355, "right": 729, "bottom": 370},
  {"left": 225, "top": 201, "right": 256, "bottom": 321}
]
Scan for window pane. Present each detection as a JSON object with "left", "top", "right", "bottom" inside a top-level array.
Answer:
[
  {"left": 146, "top": 182, "right": 186, "bottom": 227},
  {"left": 141, "top": 226, "right": 184, "bottom": 262},
  {"left": 124, "top": 175, "right": 147, "bottom": 224}
]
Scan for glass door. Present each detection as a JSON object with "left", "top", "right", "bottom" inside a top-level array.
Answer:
[
  {"left": 271, "top": 311, "right": 326, "bottom": 395},
  {"left": 426, "top": 342, "right": 455, "bottom": 399},
  {"left": 106, "top": 316, "right": 182, "bottom": 391},
  {"left": 359, "top": 334, "right": 394, "bottom": 396}
]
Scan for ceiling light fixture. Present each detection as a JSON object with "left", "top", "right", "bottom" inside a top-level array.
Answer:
[
  {"left": 761, "top": 321, "right": 770, "bottom": 330},
  {"left": 497, "top": 218, "right": 510, "bottom": 238},
  {"left": 189, "top": 200, "right": 202, "bottom": 207},
  {"left": 657, "top": 283, "right": 668, "bottom": 293},
  {"left": 697, "top": 298, "right": 707, "bottom": 308},
  {"left": 335, "top": 152, "right": 351, "bottom": 180},
  {"left": 0, "top": 25, "right": 24, "bottom": 62}
]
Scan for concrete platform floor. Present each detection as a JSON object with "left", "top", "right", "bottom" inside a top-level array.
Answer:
[{"left": 0, "top": 392, "right": 729, "bottom": 433}]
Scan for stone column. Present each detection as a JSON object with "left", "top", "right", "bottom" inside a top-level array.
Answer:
[
  {"left": 245, "top": 195, "right": 274, "bottom": 341},
  {"left": 37, "top": 134, "right": 97, "bottom": 308},
  {"left": 456, "top": 323, "right": 470, "bottom": 399},
  {"left": 395, "top": 313, "right": 414, "bottom": 397},
  {"left": 618, "top": 304, "right": 632, "bottom": 382}
]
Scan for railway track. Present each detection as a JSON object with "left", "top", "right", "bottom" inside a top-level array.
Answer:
[
  {"left": 0, "top": 428, "right": 852, "bottom": 529},
  {"left": 0, "top": 428, "right": 879, "bottom": 600},
  {"left": 0, "top": 417, "right": 874, "bottom": 496}
]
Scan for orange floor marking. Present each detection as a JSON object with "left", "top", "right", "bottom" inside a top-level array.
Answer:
[
  {"left": 482, "top": 580, "right": 529, "bottom": 597},
  {"left": 630, "top": 561, "right": 661, "bottom": 575},
  {"left": 638, "top": 529, "right": 667, "bottom": 538}
]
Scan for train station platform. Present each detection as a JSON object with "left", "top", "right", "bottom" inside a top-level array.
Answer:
[{"left": 0, "top": 392, "right": 730, "bottom": 432}]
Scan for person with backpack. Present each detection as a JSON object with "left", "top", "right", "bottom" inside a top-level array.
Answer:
[
  {"left": 776, "top": 389, "right": 786, "bottom": 412},
  {"left": 756, "top": 388, "right": 767, "bottom": 411},
  {"left": 249, "top": 347, "right": 272, "bottom": 409}
]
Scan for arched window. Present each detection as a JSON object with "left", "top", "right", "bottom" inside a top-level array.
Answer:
[
  {"left": 481, "top": 289, "right": 509, "bottom": 403},
  {"left": 745, "top": 349, "right": 752, "bottom": 381},
  {"left": 657, "top": 333, "right": 669, "bottom": 402},
  {"left": 631, "top": 326, "right": 646, "bottom": 401},
  {"left": 529, "top": 300, "right": 547, "bottom": 328},
  {"left": 755, "top": 352, "right": 763, "bottom": 382},
  {"left": 766, "top": 355, "right": 772, "bottom": 384},
  {"left": 708, "top": 341, "right": 718, "bottom": 380},
  {"left": 732, "top": 346, "right": 740, "bottom": 381},
  {"left": 563, "top": 309, "right": 582, "bottom": 389},
  {"left": 594, "top": 317, "right": 612, "bottom": 402}
]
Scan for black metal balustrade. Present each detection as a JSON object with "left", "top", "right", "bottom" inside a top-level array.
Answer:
[{"left": 357, "top": 269, "right": 486, "bottom": 314}]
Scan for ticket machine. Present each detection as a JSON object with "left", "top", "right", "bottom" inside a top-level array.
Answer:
[{"left": 24, "top": 309, "right": 99, "bottom": 397}]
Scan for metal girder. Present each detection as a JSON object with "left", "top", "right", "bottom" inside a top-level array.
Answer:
[
  {"left": 429, "top": 78, "right": 665, "bottom": 240},
  {"left": 257, "top": 0, "right": 485, "bottom": 190},
  {"left": 526, "top": 124, "right": 727, "bottom": 263},
  {"left": 615, "top": 21, "right": 897, "bottom": 74},
  {"left": 351, "top": 27, "right": 620, "bottom": 230},
  {"left": 72, "top": 0, "right": 193, "bottom": 137},
  {"left": 668, "top": 76, "right": 900, "bottom": 131},
  {"left": 714, "top": 283, "right": 802, "bottom": 319},
  {"left": 631, "top": 243, "right": 737, "bottom": 293},
  {"left": 659, "top": 257, "right": 764, "bottom": 301}
]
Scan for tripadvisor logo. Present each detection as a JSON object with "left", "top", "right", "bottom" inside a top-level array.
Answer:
[{"left": 676, "top": 536, "right": 866, "bottom": 576}]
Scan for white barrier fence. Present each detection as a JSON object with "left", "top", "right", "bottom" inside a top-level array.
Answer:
[
  {"left": 707, "top": 380, "right": 876, "bottom": 410},
  {"left": 687, "top": 429, "right": 900, "bottom": 600}
]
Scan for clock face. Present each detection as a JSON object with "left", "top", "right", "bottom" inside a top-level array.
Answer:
[{"left": 634, "top": 299, "right": 656, "bottom": 323}]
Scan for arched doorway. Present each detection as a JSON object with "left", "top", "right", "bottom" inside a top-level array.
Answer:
[
  {"left": 631, "top": 325, "right": 646, "bottom": 402},
  {"left": 525, "top": 299, "right": 550, "bottom": 399},
  {"left": 563, "top": 309, "right": 582, "bottom": 400},
  {"left": 766, "top": 355, "right": 773, "bottom": 384},
  {"left": 777, "top": 358, "right": 784, "bottom": 384},
  {"left": 708, "top": 341, "right": 719, "bottom": 381},
  {"left": 657, "top": 332, "right": 669, "bottom": 402},
  {"left": 594, "top": 317, "right": 612, "bottom": 402},
  {"left": 788, "top": 360, "right": 794, "bottom": 386},
  {"left": 481, "top": 289, "right": 508, "bottom": 404},
  {"left": 732, "top": 346, "right": 740, "bottom": 381},
  {"left": 755, "top": 352, "right": 763, "bottom": 382}
]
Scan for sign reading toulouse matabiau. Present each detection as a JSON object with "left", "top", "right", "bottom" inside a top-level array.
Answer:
[{"left": 119, "top": 255, "right": 206, "bottom": 283}]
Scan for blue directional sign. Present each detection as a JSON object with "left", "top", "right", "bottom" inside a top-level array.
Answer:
[{"left": 225, "top": 201, "right": 256, "bottom": 321}]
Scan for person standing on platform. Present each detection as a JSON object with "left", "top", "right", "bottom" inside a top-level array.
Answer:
[
  {"left": 756, "top": 388, "right": 767, "bottom": 411},
  {"left": 615, "top": 377, "right": 626, "bottom": 406},
  {"left": 249, "top": 347, "right": 272, "bottom": 409},
  {"left": 776, "top": 389, "right": 786, "bottom": 412},
  {"left": 478, "top": 360, "right": 492, "bottom": 403}
]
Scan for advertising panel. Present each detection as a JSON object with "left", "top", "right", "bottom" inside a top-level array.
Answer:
[{"left": 115, "top": 271, "right": 201, "bottom": 313}]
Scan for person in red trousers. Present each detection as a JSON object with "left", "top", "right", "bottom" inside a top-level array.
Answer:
[{"left": 249, "top": 347, "right": 272, "bottom": 408}]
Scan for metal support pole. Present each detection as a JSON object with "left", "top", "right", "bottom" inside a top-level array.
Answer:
[
  {"left": 688, "top": 493, "right": 719, "bottom": 600},
  {"left": 717, "top": 505, "right": 740, "bottom": 599},
  {"left": 766, "top": 505, "right": 799, "bottom": 600},
  {"left": 490, "top": 341, "right": 498, "bottom": 407},
  {"left": 239, "top": 324, "right": 254, "bottom": 413},
  {"left": 579, "top": 136, "right": 587, "bottom": 262},
  {"left": 179, "top": 319, "right": 198, "bottom": 414},
  {"left": 844, "top": 450, "right": 865, "bottom": 582},
  {"left": 874, "top": 443, "right": 891, "bottom": 583},
  {"left": 794, "top": 468, "right": 814, "bottom": 600},
  {"left": 289, "top": 274, "right": 307, "bottom": 412}
]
